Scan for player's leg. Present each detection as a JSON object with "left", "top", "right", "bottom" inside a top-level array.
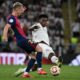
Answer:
[
  {"left": 14, "top": 54, "right": 38, "bottom": 77},
  {"left": 38, "top": 43, "right": 60, "bottom": 66},
  {"left": 35, "top": 44, "right": 47, "bottom": 75},
  {"left": 22, "top": 54, "right": 36, "bottom": 78},
  {"left": 14, "top": 54, "right": 36, "bottom": 78},
  {"left": 17, "top": 40, "right": 37, "bottom": 78},
  {"left": 44, "top": 46, "right": 62, "bottom": 67},
  {"left": 48, "top": 53, "right": 62, "bottom": 67},
  {"left": 17, "top": 40, "right": 47, "bottom": 78},
  {"left": 14, "top": 61, "right": 38, "bottom": 77},
  {"left": 14, "top": 53, "right": 29, "bottom": 77},
  {"left": 31, "top": 61, "right": 38, "bottom": 71},
  {"left": 23, "top": 43, "right": 59, "bottom": 74},
  {"left": 24, "top": 52, "right": 38, "bottom": 71},
  {"left": 24, "top": 53, "right": 29, "bottom": 64},
  {"left": 22, "top": 45, "right": 47, "bottom": 77},
  {"left": 20, "top": 40, "right": 47, "bottom": 77},
  {"left": 23, "top": 42, "right": 47, "bottom": 75}
]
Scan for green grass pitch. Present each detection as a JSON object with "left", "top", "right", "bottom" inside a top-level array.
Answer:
[{"left": 0, "top": 65, "right": 80, "bottom": 80}]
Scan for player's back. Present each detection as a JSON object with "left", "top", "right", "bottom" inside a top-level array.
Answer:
[{"left": 7, "top": 15, "right": 27, "bottom": 42}]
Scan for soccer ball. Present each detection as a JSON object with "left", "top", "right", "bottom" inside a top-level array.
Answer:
[{"left": 50, "top": 66, "right": 60, "bottom": 76}]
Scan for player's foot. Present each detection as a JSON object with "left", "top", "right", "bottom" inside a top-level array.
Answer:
[
  {"left": 22, "top": 72, "right": 32, "bottom": 78},
  {"left": 58, "top": 56, "right": 63, "bottom": 67},
  {"left": 58, "top": 62, "right": 62, "bottom": 68},
  {"left": 14, "top": 68, "right": 24, "bottom": 77},
  {"left": 54, "top": 61, "right": 62, "bottom": 68},
  {"left": 38, "top": 69, "right": 47, "bottom": 75}
]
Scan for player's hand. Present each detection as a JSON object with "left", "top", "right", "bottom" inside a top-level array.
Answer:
[
  {"left": 2, "top": 35, "right": 8, "bottom": 42},
  {"left": 28, "top": 40, "right": 33, "bottom": 43}
]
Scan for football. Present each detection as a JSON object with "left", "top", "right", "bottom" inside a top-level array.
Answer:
[{"left": 50, "top": 66, "right": 60, "bottom": 76}]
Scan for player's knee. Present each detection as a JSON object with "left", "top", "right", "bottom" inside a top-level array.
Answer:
[
  {"left": 29, "top": 54, "right": 36, "bottom": 60},
  {"left": 35, "top": 44, "right": 42, "bottom": 52},
  {"left": 48, "top": 52, "right": 55, "bottom": 59}
]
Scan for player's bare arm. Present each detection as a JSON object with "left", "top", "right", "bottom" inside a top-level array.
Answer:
[{"left": 2, "top": 23, "right": 11, "bottom": 42}]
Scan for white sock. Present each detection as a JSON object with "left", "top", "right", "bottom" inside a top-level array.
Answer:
[
  {"left": 51, "top": 56, "right": 58, "bottom": 64},
  {"left": 37, "top": 68, "right": 42, "bottom": 71}
]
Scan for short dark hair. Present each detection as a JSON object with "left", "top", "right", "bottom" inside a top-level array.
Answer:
[
  {"left": 38, "top": 14, "right": 48, "bottom": 20},
  {"left": 13, "top": 2, "right": 23, "bottom": 9}
]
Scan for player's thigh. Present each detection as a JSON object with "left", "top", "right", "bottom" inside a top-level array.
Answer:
[
  {"left": 38, "top": 43, "right": 55, "bottom": 59},
  {"left": 17, "top": 40, "right": 36, "bottom": 53},
  {"left": 35, "top": 44, "right": 42, "bottom": 52}
]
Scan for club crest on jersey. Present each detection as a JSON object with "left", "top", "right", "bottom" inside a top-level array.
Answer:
[{"left": 9, "top": 19, "right": 14, "bottom": 23}]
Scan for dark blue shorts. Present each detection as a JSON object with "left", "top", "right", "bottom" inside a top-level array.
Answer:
[{"left": 17, "top": 39, "right": 37, "bottom": 53}]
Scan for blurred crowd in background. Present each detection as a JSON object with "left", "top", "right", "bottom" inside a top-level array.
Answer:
[
  {"left": 0, "top": 0, "right": 64, "bottom": 52},
  {"left": 0, "top": 0, "right": 80, "bottom": 64}
]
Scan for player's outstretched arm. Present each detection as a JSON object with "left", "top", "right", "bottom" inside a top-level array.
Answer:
[{"left": 2, "top": 24, "right": 11, "bottom": 42}]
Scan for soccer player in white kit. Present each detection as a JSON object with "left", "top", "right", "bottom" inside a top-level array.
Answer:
[
  {"left": 30, "top": 14, "right": 58, "bottom": 64},
  {"left": 15, "top": 14, "right": 60, "bottom": 76}
]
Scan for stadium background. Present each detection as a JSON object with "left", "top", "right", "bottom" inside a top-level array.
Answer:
[{"left": 0, "top": 0, "right": 80, "bottom": 66}]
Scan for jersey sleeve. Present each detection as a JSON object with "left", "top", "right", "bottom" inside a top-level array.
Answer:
[
  {"left": 29, "top": 23, "right": 40, "bottom": 31},
  {"left": 7, "top": 17, "right": 16, "bottom": 27}
]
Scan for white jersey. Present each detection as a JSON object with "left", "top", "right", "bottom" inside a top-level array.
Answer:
[
  {"left": 29, "top": 23, "right": 58, "bottom": 64},
  {"left": 30, "top": 23, "right": 50, "bottom": 45}
]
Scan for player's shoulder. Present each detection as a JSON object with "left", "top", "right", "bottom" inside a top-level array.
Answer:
[
  {"left": 7, "top": 15, "right": 16, "bottom": 23},
  {"left": 7, "top": 15, "right": 16, "bottom": 25},
  {"left": 7, "top": 15, "right": 16, "bottom": 20},
  {"left": 31, "top": 23, "right": 42, "bottom": 28}
]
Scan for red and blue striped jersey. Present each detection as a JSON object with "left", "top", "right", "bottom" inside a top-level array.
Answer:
[{"left": 7, "top": 15, "right": 27, "bottom": 42}]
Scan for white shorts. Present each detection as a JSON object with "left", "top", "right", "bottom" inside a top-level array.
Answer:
[{"left": 38, "top": 43, "right": 55, "bottom": 59}]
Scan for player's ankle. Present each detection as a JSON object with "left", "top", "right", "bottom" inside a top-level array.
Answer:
[{"left": 51, "top": 56, "right": 59, "bottom": 64}]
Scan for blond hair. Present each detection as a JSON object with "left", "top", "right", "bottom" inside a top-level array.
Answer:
[{"left": 13, "top": 2, "right": 23, "bottom": 9}]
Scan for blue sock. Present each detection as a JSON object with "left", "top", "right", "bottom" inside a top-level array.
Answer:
[
  {"left": 26, "top": 59, "right": 35, "bottom": 72},
  {"left": 36, "top": 52, "right": 42, "bottom": 68}
]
